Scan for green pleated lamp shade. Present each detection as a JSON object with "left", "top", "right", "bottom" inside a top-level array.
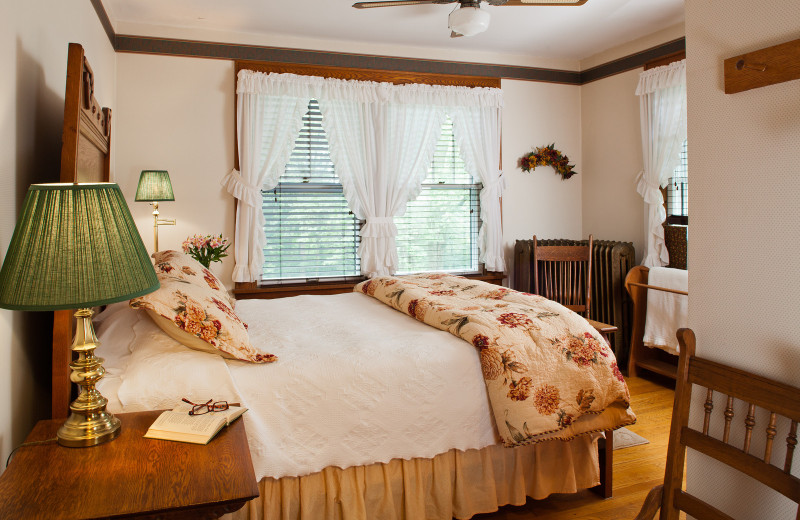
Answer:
[
  {"left": 0, "top": 183, "right": 160, "bottom": 311},
  {"left": 134, "top": 170, "right": 174, "bottom": 202}
]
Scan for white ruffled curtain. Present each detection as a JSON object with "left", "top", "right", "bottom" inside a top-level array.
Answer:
[
  {"left": 321, "top": 97, "right": 444, "bottom": 277},
  {"left": 449, "top": 102, "right": 505, "bottom": 272},
  {"left": 225, "top": 71, "right": 505, "bottom": 281},
  {"left": 635, "top": 59, "right": 687, "bottom": 267},
  {"left": 222, "top": 72, "right": 310, "bottom": 283}
]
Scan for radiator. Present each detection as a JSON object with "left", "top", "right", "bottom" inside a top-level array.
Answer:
[{"left": 513, "top": 238, "right": 635, "bottom": 368}]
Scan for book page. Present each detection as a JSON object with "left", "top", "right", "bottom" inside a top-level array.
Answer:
[
  {"left": 148, "top": 411, "right": 226, "bottom": 436},
  {"left": 171, "top": 402, "right": 247, "bottom": 425}
]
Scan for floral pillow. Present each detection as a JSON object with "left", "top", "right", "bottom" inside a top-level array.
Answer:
[
  {"left": 151, "top": 250, "right": 235, "bottom": 308},
  {"left": 130, "top": 278, "right": 276, "bottom": 364}
]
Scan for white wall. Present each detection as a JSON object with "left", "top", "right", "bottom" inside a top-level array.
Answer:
[
  {"left": 685, "top": 1, "right": 800, "bottom": 518},
  {"left": 115, "top": 54, "right": 236, "bottom": 284},
  {"left": 579, "top": 23, "right": 691, "bottom": 265},
  {"left": 0, "top": 0, "right": 115, "bottom": 465},
  {"left": 580, "top": 23, "right": 685, "bottom": 71},
  {"left": 501, "top": 79, "right": 582, "bottom": 282},
  {"left": 115, "top": 58, "right": 584, "bottom": 289},
  {"left": 579, "top": 24, "right": 687, "bottom": 265},
  {"left": 580, "top": 69, "right": 645, "bottom": 262}
]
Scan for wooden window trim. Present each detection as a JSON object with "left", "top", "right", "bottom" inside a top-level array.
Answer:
[
  {"left": 644, "top": 50, "right": 685, "bottom": 70},
  {"left": 234, "top": 271, "right": 506, "bottom": 299},
  {"left": 233, "top": 61, "right": 503, "bottom": 292},
  {"left": 234, "top": 61, "right": 501, "bottom": 88}
]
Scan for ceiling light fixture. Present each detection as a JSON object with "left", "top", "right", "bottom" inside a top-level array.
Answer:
[{"left": 448, "top": 3, "right": 490, "bottom": 37}]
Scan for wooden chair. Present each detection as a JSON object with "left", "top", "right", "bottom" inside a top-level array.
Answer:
[
  {"left": 635, "top": 328, "right": 800, "bottom": 520},
  {"left": 529, "top": 234, "right": 616, "bottom": 499},
  {"left": 531, "top": 235, "right": 618, "bottom": 343}
]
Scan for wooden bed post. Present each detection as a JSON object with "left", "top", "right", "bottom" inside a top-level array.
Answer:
[
  {"left": 591, "top": 430, "right": 614, "bottom": 498},
  {"left": 51, "top": 311, "right": 74, "bottom": 419}
]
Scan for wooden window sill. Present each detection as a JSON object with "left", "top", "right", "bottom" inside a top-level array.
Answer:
[{"left": 234, "top": 272, "right": 506, "bottom": 300}]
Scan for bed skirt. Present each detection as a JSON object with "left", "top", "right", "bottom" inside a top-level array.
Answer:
[{"left": 224, "top": 435, "right": 599, "bottom": 520}]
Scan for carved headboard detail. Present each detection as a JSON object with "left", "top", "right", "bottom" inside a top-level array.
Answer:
[
  {"left": 60, "top": 43, "right": 111, "bottom": 185},
  {"left": 52, "top": 43, "right": 113, "bottom": 419}
]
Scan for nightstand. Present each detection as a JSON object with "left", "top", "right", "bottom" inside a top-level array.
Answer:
[{"left": 0, "top": 410, "right": 259, "bottom": 519}]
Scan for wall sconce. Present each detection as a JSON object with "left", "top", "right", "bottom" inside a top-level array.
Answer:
[{"left": 135, "top": 170, "right": 176, "bottom": 252}]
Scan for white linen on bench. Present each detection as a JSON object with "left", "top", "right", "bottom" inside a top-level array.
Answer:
[{"left": 643, "top": 266, "right": 688, "bottom": 355}]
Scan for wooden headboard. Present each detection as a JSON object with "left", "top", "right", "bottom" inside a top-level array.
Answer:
[{"left": 51, "top": 43, "right": 113, "bottom": 419}]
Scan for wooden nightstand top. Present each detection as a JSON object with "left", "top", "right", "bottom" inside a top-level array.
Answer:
[{"left": 0, "top": 410, "right": 259, "bottom": 519}]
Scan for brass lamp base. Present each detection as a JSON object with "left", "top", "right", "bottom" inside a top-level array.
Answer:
[
  {"left": 58, "top": 308, "right": 121, "bottom": 447},
  {"left": 58, "top": 410, "right": 120, "bottom": 447}
]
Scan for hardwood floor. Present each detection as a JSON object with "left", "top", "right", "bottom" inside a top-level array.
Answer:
[{"left": 470, "top": 374, "right": 676, "bottom": 520}]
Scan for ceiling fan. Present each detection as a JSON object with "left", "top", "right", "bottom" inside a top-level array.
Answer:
[{"left": 352, "top": 0, "right": 588, "bottom": 38}]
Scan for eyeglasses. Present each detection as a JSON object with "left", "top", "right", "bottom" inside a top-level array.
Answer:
[{"left": 182, "top": 398, "right": 240, "bottom": 416}]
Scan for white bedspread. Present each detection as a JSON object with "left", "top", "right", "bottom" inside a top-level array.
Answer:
[
  {"left": 642, "top": 267, "right": 688, "bottom": 355},
  {"left": 95, "top": 293, "right": 498, "bottom": 480}
]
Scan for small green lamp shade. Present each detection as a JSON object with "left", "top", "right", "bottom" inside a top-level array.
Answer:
[
  {"left": 0, "top": 183, "right": 160, "bottom": 311},
  {"left": 135, "top": 170, "right": 174, "bottom": 202}
]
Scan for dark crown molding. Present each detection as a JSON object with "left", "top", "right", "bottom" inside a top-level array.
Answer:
[
  {"left": 580, "top": 38, "right": 686, "bottom": 84},
  {"left": 90, "top": 0, "right": 115, "bottom": 48},
  {"left": 92, "top": 0, "right": 683, "bottom": 85}
]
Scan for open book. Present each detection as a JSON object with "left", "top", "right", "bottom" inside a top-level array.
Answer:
[{"left": 144, "top": 402, "right": 247, "bottom": 444}]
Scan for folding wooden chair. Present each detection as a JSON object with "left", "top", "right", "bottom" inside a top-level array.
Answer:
[{"left": 635, "top": 328, "right": 800, "bottom": 520}]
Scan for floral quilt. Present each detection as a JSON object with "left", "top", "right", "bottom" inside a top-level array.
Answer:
[{"left": 355, "top": 274, "right": 635, "bottom": 447}]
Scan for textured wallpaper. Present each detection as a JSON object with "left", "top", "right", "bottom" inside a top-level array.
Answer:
[{"left": 685, "top": 1, "right": 800, "bottom": 518}]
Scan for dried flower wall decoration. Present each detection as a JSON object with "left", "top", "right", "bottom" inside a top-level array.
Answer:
[{"left": 518, "top": 143, "right": 577, "bottom": 180}]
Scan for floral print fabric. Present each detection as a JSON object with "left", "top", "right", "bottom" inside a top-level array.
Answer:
[
  {"left": 130, "top": 277, "right": 276, "bottom": 363},
  {"left": 355, "top": 274, "right": 634, "bottom": 447},
  {"left": 151, "top": 250, "right": 235, "bottom": 307}
]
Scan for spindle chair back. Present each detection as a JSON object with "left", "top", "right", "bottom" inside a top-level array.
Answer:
[
  {"left": 634, "top": 328, "right": 800, "bottom": 520},
  {"left": 532, "top": 234, "right": 593, "bottom": 317}
]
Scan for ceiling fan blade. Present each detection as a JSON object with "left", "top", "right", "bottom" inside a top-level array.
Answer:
[
  {"left": 353, "top": 0, "right": 455, "bottom": 8},
  {"left": 502, "top": 0, "right": 588, "bottom": 5},
  {"left": 450, "top": 30, "right": 464, "bottom": 38}
]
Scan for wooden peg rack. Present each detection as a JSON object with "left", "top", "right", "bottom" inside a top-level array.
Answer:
[{"left": 724, "top": 38, "right": 800, "bottom": 94}]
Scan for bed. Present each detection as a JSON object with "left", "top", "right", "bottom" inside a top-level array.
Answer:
[{"left": 54, "top": 44, "right": 634, "bottom": 520}]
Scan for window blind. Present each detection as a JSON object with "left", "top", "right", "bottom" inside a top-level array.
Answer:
[
  {"left": 395, "top": 117, "right": 481, "bottom": 274},
  {"left": 261, "top": 105, "right": 481, "bottom": 282},
  {"left": 262, "top": 99, "right": 361, "bottom": 282},
  {"left": 666, "top": 139, "right": 688, "bottom": 225}
]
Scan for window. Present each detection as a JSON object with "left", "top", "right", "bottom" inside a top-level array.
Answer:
[
  {"left": 262, "top": 99, "right": 362, "bottom": 282},
  {"left": 665, "top": 139, "right": 688, "bottom": 225},
  {"left": 261, "top": 105, "right": 481, "bottom": 283},
  {"left": 395, "top": 117, "right": 481, "bottom": 274}
]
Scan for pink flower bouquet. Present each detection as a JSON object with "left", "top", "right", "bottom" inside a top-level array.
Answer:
[{"left": 182, "top": 234, "right": 230, "bottom": 268}]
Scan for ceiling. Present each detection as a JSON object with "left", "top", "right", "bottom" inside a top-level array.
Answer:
[{"left": 103, "top": 0, "right": 684, "bottom": 62}]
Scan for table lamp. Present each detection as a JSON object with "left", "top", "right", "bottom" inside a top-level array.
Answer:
[
  {"left": 0, "top": 183, "right": 159, "bottom": 447},
  {"left": 135, "top": 170, "right": 176, "bottom": 252}
]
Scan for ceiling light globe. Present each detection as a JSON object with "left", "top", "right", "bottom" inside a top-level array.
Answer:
[{"left": 448, "top": 6, "right": 490, "bottom": 37}]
